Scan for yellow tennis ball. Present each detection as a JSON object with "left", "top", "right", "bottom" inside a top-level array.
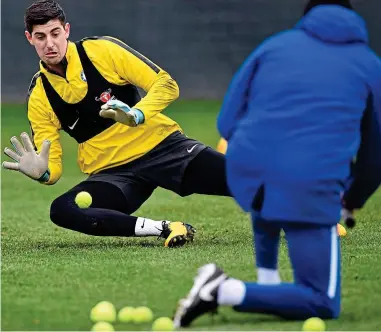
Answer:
[
  {"left": 75, "top": 191, "right": 92, "bottom": 208},
  {"left": 152, "top": 317, "right": 174, "bottom": 331},
  {"left": 91, "top": 322, "right": 114, "bottom": 331},
  {"left": 118, "top": 306, "right": 135, "bottom": 323},
  {"left": 302, "top": 317, "right": 326, "bottom": 331},
  {"left": 337, "top": 224, "right": 347, "bottom": 237},
  {"left": 90, "top": 301, "right": 116, "bottom": 323},
  {"left": 132, "top": 306, "right": 153, "bottom": 323},
  {"left": 216, "top": 138, "right": 228, "bottom": 154}
]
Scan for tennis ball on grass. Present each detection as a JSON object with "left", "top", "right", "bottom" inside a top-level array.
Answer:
[
  {"left": 91, "top": 322, "right": 114, "bottom": 331},
  {"left": 152, "top": 317, "right": 174, "bottom": 331},
  {"left": 118, "top": 306, "right": 135, "bottom": 323},
  {"left": 302, "top": 317, "right": 326, "bottom": 331},
  {"left": 132, "top": 306, "right": 153, "bottom": 323},
  {"left": 216, "top": 138, "right": 228, "bottom": 154},
  {"left": 75, "top": 191, "right": 92, "bottom": 208},
  {"left": 90, "top": 301, "right": 116, "bottom": 323},
  {"left": 337, "top": 223, "right": 347, "bottom": 237}
]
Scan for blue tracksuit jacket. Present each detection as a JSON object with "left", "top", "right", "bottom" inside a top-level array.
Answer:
[{"left": 218, "top": 5, "right": 381, "bottom": 224}]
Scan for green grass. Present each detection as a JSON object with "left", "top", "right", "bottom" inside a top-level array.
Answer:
[{"left": 2, "top": 101, "right": 381, "bottom": 331}]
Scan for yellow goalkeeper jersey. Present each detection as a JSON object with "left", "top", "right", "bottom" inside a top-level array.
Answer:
[{"left": 27, "top": 36, "right": 181, "bottom": 185}]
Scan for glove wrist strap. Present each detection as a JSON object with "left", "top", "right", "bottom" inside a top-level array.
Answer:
[
  {"left": 37, "top": 169, "right": 50, "bottom": 183},
  {"left": 131, "top": 108, "right": 145, "bottom": 125}
]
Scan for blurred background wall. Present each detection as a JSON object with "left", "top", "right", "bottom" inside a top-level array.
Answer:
[{"left": 2, "top": 0, "right": 380, "bottom": 102}]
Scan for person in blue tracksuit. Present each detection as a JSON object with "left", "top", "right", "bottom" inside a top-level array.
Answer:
[{"left": 174, "top": 0, "right": 381, "bottom": 327}]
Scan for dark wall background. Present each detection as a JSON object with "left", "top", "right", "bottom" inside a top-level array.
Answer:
[{"left": 2, "top": 0, "right": 380, "bottom": 102}]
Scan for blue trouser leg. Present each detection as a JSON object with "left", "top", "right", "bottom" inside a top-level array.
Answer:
[
  {"left": 234, "top": 221, "right": 341, "bottom": 319},
  {"left": 253, "top": 216, "right": 281, "bottom": 270}
]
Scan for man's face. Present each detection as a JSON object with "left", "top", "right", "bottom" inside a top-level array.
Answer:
[{"left": 25, "top": 19, "right": 70, "bottom": 66}]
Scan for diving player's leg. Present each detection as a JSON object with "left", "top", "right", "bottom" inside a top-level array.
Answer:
[
  {"left": 49, "top": 179, "right": 154, "bottom": 236},
  {"left": 180, "top": 147, "right": 231, "bottom": 197},
  {"left": 49, "top": 178, "right": 195, "bottom": 247}
]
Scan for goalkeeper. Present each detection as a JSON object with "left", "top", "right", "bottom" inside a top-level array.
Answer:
[{"left": 3, "top": 0, "right": 231, "bottom": 247}]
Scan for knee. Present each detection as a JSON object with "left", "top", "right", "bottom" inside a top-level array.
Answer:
[
  {"left": 324, "top": 305, "right": 340, "bottom": 320},
  {"left": 50, "top": 195, "right": 75, "bottom": 227},
  {"left": 50, "top": 194, "right": 102, "bottom": 236},
  {"left": 317, "top": 295, "right": 341, "bottom": 319}
]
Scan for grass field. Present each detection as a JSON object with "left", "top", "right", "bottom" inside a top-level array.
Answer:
[{"left": 2, "top": 101, "right": 381, "bottom": 331}]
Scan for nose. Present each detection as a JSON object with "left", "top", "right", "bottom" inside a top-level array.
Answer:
[{"left": 46, "top": 35, "right": 54, "bottom": 48}]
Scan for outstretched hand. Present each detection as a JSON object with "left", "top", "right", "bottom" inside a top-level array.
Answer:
[{"left": 2, "top": 132, "right": 51, "bottom": 182}]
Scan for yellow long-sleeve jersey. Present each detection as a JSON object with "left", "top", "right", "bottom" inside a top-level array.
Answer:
[{"left": 27, "top": 37, "right": 181, "bottom": 185}]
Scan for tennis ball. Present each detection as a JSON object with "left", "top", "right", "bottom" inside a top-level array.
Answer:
[
  {"left": 132, "top": 306, "right": 153, "bottom": 323},
  {"left": 337, "top": 224, "right": 347, "bottom": 237},
  {"left": 152, "top": 317, "right": 174, "bottom": 331},
  {"left": 118, "top": 306, "right": 135, "bottom": 323},
  {"left": 90, "top": 301, "right": 116, "bottom": 323},
  {"left": 91, "top": 322, "right": 114, "bottom": 331},
  {"left": 302, "top": 317, "right": 326, "bottom": 331},
  {"left": 75, "top": 191, "right": 92, "bottom": 208},
  {"left": 216, "top": 138, "right": 228, "bottom": 154}
]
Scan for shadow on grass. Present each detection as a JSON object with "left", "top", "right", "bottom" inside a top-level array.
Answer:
[
  {"left": 190, "top": 312, "right": 290, "bottom": 330},
  {"left": 30, "top": 239, "right": 162, "bottom": 250},
  {"left": 3, "top": 234, "right": 244, "bottom": 254},
  {"left": 41, "top": 237, "right": 241, "bottom": 249},
  {"left": 6, "top": 238, "right": 208, "bottom": 251},
  {"left": 191, "top": 310, "right": 356, "bottom": 330}
]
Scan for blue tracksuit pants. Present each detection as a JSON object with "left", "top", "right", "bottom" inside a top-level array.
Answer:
[{"left": 234, "top": 216, "right": 341, "bottom": 319}]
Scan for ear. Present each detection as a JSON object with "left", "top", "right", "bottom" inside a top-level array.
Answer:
[
  {"left": 64, "top": 22, "right": 70, "bottom": 39},
  {"left": 25, "top": 31, "right": 34, "bottom": 45}
]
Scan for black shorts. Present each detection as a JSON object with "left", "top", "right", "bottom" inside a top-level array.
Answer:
[{"left": 87, "top": 131, "right": 207, "bottom": 197}]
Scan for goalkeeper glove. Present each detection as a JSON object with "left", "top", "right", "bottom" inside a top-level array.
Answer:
[
  {"left": 2, "top": 132, "right": 51, "bottom": 182},
  {"left": 99, "top": 99, "right": 145, "bottom": 127}
]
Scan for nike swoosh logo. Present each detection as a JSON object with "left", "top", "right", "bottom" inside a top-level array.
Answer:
[
  {"left": 141, "top": 218, "right": 145, "bottom": 229},
  {"left": 199, "top": 274, "right": 226, "bottom": 302},
  {"left": 68, "top": 118, "right": 79, "bottom": 130},
  {"left": 187, "top": 144, "right": 198, "bottom": 153}
]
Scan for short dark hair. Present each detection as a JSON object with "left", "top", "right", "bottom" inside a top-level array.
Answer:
[
  {"left": 304, "top": 0, "right": 353, "bottom": 15},
  {"left": 24, "top": 0, "right": 66, "bottom": 34}
]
